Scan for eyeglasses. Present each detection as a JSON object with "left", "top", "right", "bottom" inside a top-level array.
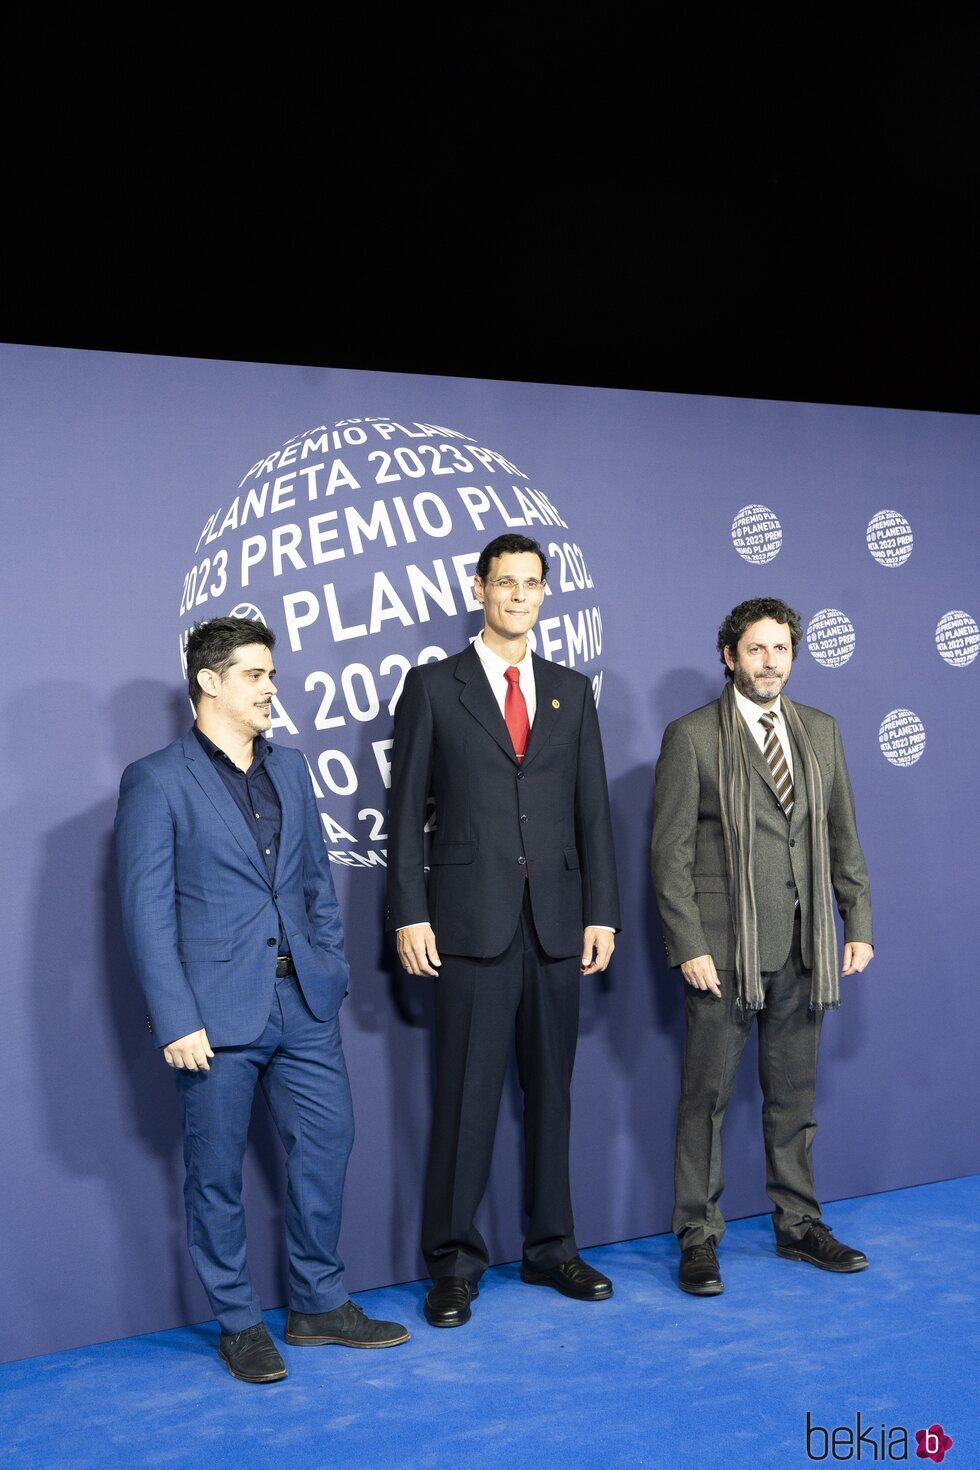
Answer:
[{"left": 483, "top": 577, "right": 545, "bottom": 594}]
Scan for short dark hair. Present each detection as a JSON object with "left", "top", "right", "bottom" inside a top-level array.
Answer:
[
  {"left": 475, "top": 534, "right": 549, "bottom": 582},
  {"left": 186, "top": 616, "right": 276, "bottom": 707},
  {"left": 717, "top": 597, "right": 803, "bottom": 679}
]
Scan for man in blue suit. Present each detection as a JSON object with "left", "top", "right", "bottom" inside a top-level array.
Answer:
[{"left": 115, "top": 616, "right": 408, "bottom": 1381}]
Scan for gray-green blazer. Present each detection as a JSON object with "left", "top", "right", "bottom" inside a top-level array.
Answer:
[{"left": 651, "top": 694, "right": 872, "bottom": 973}]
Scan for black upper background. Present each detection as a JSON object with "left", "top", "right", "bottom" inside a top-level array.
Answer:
[{"left": 4, "top": 15, "right": 977, "bottom": 415}]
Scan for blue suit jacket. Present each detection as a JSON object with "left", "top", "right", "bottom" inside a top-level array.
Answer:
[{"left": 115, "top": 731, "right": 350, "bottom": 1048}]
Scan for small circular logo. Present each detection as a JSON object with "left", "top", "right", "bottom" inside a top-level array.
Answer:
[
  {"left": 731, "top": 503, "right": 782, "bottom": 564},
  {"left": 806, "top": 608, "right": 856, "bottom": 668},
  {"left": 229, "top": 602, "right": 267, "bottom": 624},
  {"left": 866, "top": 509, "right": 913, "bottom": 567},
  {"left": 879, "top": 708, "right": 926, "bottom": 767},
  {"left": 935, "top": 609, "right": 980, "bottom": 667}
]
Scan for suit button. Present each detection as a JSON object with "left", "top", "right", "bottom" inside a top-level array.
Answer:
[
  {"left": 516, "top": 772, "right": 524, "bottom": 781},
  {"left": 267, "top": 937, "right": 277, "bottom": 946},
  {"left": 273, "top": 890, "right": 279, "bottom": 898},
  {"left": 520, "top": 814, "right": 528, "bottom": 822},
  {"left": 789, "top": 839, "right": 796, "bottom": 848},
  {"left": 786, "top": 881, "right": 795, "bottom": 889},
  {"left": 518, "top": 856, "right": 526, "bottom": 865}
]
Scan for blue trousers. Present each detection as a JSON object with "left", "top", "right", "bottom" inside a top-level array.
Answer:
[{"left": 176, "top": 976, "right": 354, "bottom": 1333}]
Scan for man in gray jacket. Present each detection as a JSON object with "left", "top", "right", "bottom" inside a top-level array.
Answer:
[{"left": 651, "top": 598, "right": 873, "bottom": 1295}]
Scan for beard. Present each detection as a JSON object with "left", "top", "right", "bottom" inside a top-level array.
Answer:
[{"left": 732, "top": 662, "right": 788, "bottom": 706}]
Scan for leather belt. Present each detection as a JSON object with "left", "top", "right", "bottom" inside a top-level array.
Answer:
[{"left": 275, "top": 955, "right": 295, "bottom": 978}]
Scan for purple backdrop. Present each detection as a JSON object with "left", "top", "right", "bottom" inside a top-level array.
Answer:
[{"left": 2, "top": 343, "right": 978, "bottom": 1364}]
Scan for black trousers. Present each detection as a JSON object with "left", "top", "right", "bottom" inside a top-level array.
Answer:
[
  {"left": 673, "top": 916, "right": 824, "bottom": 1248},
  {"left": 422, "top": 888, "right": 581, "bottom": 1282}
]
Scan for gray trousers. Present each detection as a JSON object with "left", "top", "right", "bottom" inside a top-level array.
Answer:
[{"left": 672, "top": 918, "right": 824, "bottom": 1248}]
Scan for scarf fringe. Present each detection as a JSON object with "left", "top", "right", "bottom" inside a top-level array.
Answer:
[{"left": 736, "top": 997, "right": 842, "bottom": 1015}]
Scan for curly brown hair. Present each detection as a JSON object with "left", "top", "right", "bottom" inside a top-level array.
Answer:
[{"left": 717, "top": 598, "right": 802, "bottom": 679}]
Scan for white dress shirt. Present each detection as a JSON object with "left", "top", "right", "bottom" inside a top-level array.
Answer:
[
  {"left": 472, "top": 631, "right": 537, "bottom": 726},
  {"left": 733, "top": 685, "right": 794, "bottom": 782}
]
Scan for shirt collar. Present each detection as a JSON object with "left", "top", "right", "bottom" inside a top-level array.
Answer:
[
  {"left": 474, "top": 630, "right": 533, "bottom": 683},
  {"left": 732, "top": 684, "right": 783, "bottom": 728},
  {"left": 193, "top": 726, "right": 270, "bottom": 771}
]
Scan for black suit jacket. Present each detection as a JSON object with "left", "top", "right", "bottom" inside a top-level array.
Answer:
[{"left": 386, "top": 645, "right": 621, "bottom": 958}]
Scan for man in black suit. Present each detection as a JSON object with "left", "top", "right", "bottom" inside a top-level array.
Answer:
[{"left": 387, "top": 534, "right": 621, "bottom": 1327}]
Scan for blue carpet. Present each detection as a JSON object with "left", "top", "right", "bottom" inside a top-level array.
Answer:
[{"left": 2, "top": 1177, "right": 976, "bottom": 1470}]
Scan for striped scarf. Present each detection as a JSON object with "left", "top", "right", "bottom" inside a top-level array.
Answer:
[{"left": 717, "top": 683, "right": 839, "bottom": 1012}]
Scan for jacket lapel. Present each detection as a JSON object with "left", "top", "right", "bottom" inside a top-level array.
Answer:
[
  {"left": 740, "top": 715, "right": 781, "bottom": 803},
  {"left": 181, "top": 730, "right": 272, "bottom": 886},
  {"left": 455, "top": 644, "right": 519, "bottom": 763},
  {"left": 521, "top": 654, "right": 562, "bottom": 769},
  {"left": 264, "top": 747, "right": 292, "bottom": 879},
  {"left": 783, "top": 709, "right": 811, "bottom": 825}
]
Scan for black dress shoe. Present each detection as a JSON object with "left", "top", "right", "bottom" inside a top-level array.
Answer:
[
  {"left": 424, "top": 1276, "right": 478, "bottom": 1327},
  {"left": 679, "top": 1240, "right": 724, "bottom": 1296},
  {"left": 776, "top": 1221, "right": 869, "bottom": 1273},
  {"left": 520, "top": 1254, "right": 613, "bottom": 1300},
  {"left": 285, "top": 1301, "right": 410, "bottom": 1347},
  {"left": 218, "top": 1323, "right": 288, "bottom": 1382}
]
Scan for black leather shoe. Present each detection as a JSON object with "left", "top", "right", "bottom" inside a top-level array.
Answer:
[
  {"left": 424, "top": 1276, "right": 478, "bottom": 1327},
  {"left": 520, "top": 1254, "right": 613, "bottom": 1300},
  {"left": 776, "top": 1221, "right": 869, "bottom": 1272},
  {"left": 218, "top": 1323, "right": 288, "bottom": 1382},
  {"left": 285, "top": 1301, "right": 410, "bottom": 1347},
  {"left": 679, "top": 1240, "right": 724, "bottom": 1296}
]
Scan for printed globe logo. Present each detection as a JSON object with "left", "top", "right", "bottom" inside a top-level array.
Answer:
[
  {"left": 935, "top": 610, "right": 980, "bottom": 667},
  {"left": 806, "top": 609, "right": 856, "bottom": 668},
  {"left": 228, "top": 602, "right": 267, "bottom": 625},
  {"left": 866, "top": 509, "right": 913, "bottom": 567},
  {"left": 177, "top": 417, "right": 607, "bottom": 870},
  {"left": 878, "top": 708, "right": 926, "bottom": 767},
  {"left": 731, "top": 503, "right": 782, "bottom": 564}
]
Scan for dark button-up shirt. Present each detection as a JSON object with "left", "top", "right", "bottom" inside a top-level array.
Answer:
[{"left": 193, "top": 727, "right": 289, "bottom": 955}]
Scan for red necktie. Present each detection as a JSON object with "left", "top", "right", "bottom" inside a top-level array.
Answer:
[{"left": 504, "top": 665, "right": 530, "bottom": 761}]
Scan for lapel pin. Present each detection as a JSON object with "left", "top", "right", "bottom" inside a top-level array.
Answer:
[{"left": 552, "top": 699, "right": 560, "bottom": 709}]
